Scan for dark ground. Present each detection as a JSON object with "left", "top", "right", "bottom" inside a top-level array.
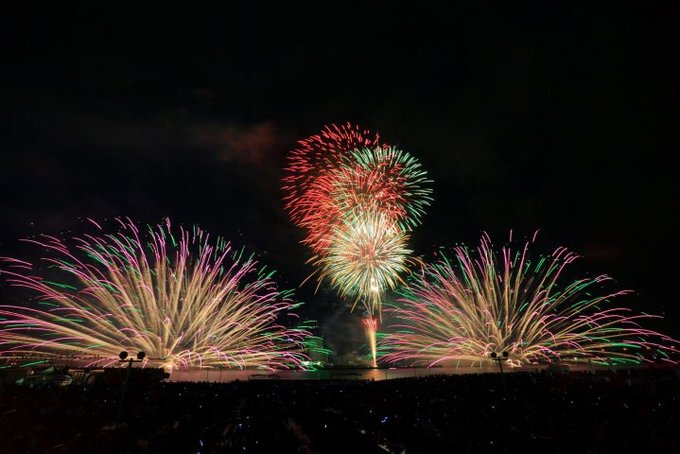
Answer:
[{"left": 1, "top": 368, "right": 678, "bottom": 453}]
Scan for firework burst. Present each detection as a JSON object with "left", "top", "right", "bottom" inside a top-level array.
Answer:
[
  {"left": 283, "top": 123, "right": 433, "bottom": 366},
  {"left": 283, "top": 124, "right": 432, "bottom": 255},
  {"left": 337, "top": 146, "right": 433, "bottom": 230},
  {"left": 313, "top": 212, "right": 414, "bottom": 367},
  {"left": 381, "top": 233, "right": 678, "bottom": 367},
  {"left": 314, "top": 211, "right": 414, "bottom": 316},
  {"left": 0, "top": 219, "right": 311, "bottom": 371},
  {"left": 296, "top": 146, "right": 432, "bottom": 252},
  {"left": 283, "top": 123, "right": 381, "bottom": 230}
]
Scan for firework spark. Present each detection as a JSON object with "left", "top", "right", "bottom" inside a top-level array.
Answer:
[
  {"left": 381, "top": 233, "right": 678, "bottom": 367},
  {"left": 0, "top": 219, "right": 311, "bottom": 371}
]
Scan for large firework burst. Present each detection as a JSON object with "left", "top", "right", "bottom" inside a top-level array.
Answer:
[
  {"left": 0, "top": 219, "right": 311, "bottom": 371},
  {"left": 338, "top": 146, "right": 433, "bottom": 230},
  {"left": 314, "top": 211, "right": 413, "bottom": 316},
  {"left": 283, "top": 122, "right": 381, "bottom": 231},
  {"left": 381, "top": 233, "right": 678, "bottom": 367},
  {"left": 293, "top": 146, "right": 432, "bottom": 254}
]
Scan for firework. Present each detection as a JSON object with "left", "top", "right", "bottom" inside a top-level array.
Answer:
[
  {"left": 314, "top": 211, "right": 413, "bottom": 316},
  {"left": 0, "top": 218, "right": 311, "bottom": 371},
  {"left": 283, "top": 122, "right": 381, "bottom": 229},
  {"left": 338, "top": 146, "right": 433, "bottom": 230},
  {"left": 290, "top": 146, "right": 433, "bottom": 254},
  {"left": 363, "top": 317, "right": 378, "bottom": 368},
  {"left": 307, "top": 211, "right": 414, "bottom": 368},
  {"left": 283, "top": 123, "right": 433, "bottom": 366},
  {"left": 381, "top": 233, "right": 678, "bottom": 367}
]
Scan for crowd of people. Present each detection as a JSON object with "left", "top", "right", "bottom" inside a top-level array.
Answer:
[{"left": 1, "top": 367, "right": 678, "bottom": 453}]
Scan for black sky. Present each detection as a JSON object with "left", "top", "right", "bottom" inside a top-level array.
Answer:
[{"left": 1, "top": 2, "right": 679, "bottom": 343}]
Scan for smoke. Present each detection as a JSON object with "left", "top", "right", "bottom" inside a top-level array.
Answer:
[{"left": 316, "top": 291, "right": 403, "bottom": 365}]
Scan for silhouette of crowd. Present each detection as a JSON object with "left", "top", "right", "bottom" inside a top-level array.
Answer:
[{"left": 1, "top": 367, "right": 678, "bottom": 453}]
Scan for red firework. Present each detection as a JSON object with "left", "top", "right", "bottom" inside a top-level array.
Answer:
[
  {"left": 283, "top": 122, "right": 382, "bottom": 228},
  {"left": 295, "top": 156, "right": 411, "bottom": 253}
]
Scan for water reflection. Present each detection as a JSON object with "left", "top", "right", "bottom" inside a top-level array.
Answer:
[{"left": 168, "top": 365, "right": 544, "bottom": 382}]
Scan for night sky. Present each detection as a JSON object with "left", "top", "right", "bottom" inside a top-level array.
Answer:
[{"left": 2, "top": 3, "right": 679, "bottom": 350}]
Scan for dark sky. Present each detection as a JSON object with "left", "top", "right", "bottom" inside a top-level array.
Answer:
[{"left": 1, "top": 2, "right": 679, "bottom": 344}]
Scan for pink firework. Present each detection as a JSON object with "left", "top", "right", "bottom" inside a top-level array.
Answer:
[
  {"left": 0, "top": 218, "right": 313, "bottom": 371},
  {"left": 381, "top": 233, "right": 678, "bottom": 367}
]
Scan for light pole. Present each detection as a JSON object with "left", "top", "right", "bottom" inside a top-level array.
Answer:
[
  {"left": 490, "top": 351, "right": 509, "bottom": 393},
  {"left": 117, "top": 350, "right": 145, "bottom": 421}
]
